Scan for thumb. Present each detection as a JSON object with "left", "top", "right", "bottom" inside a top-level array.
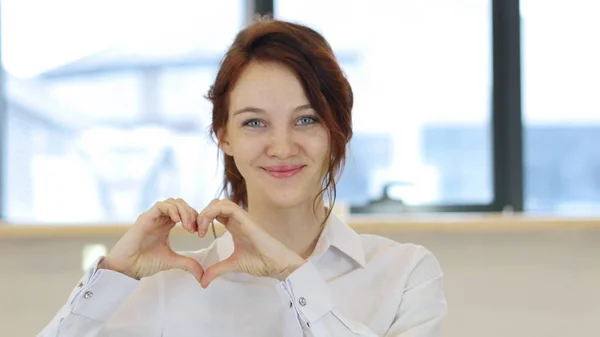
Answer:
[
  {"left": 169, "top": 254, "right": 204, "bottom": 283},
  {"left": 200, "top": 258, "right": 238, "bottom": 288}
]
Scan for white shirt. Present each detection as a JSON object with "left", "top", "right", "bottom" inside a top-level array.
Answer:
[{"left": 38, "top": 213, "right": 447, "bottom": 337}]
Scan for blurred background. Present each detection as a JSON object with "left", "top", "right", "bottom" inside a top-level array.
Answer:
[
  {"left": 2, "top": 0, "right": 600, "bottom": 223},
  {"left": 0, "top": 0, "right": 599, "bottom": 336}
]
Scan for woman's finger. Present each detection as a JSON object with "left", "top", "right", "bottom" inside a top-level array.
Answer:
[
  {"left": 200, "top": 257, "right": 238, "bottom": 288},
  {"left": 153, "top": 201, "right": 181, "bottom": 227},
  {"left": 175, "top": 198, "right": 200, "bottom": 232},
  {"left": 164, "top": 198, "right": 194, "bottom": 232},
  {"left": 197, "top": 199, "right": 223, "bottom": 237},
  {"left": 199, "top": 202, "right": 245, "bottom": 235},
  {"left": 167, "top": 252, "right": 204, "bottom": 283}
]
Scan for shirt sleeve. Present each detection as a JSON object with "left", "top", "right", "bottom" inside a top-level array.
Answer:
[
  {"left": 36, "top": 257, "right": 152, "bottom": 337},
  {"left": 280, "top": 249, "right": 448, "bottom": 337}
]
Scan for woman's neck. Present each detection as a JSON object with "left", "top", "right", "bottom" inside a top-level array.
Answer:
[{"left": 246, "top": 199, "right": 327, "bottom": 259}]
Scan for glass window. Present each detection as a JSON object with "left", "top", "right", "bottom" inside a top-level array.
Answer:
[
  {"left": 1, "top": 0, "right": 244, "bottom": 223},
  {"left": 521, "top": 0, "right": 600, "bottom": 214},
  {"left": 276, "top": 0, "right": 494, "bottom": 208}
]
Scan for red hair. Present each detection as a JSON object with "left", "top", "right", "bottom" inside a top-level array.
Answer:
[{"left": 207, "top": 17, "right": 353, "bottom": 219}]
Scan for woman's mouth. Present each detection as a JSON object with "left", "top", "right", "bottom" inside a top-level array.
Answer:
[{"left": 262, "top": 165, "right": 305, "bottom": 179}]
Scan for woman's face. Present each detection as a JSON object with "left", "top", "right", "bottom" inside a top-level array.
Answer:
[{"left": 219, "top": 61, "right": 330, "bottom": 208}]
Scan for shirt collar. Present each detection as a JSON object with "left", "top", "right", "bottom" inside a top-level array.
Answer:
[
  {"left": 312, "top": 212, "right": 366, "bottom": 267},
  {"left": 214, "top": 212, "right": 366, "bottom": 268}
]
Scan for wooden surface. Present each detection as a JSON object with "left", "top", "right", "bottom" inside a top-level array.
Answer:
[{"left": 1, "top": 213, "right": 599, "bottom": 238}]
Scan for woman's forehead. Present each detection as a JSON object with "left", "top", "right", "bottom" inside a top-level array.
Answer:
[{"left": 229, "top": 62, "right": 309, "bottom": 112}]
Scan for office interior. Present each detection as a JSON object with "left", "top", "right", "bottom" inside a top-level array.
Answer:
[{"left": 0, "top": 0, "right": 599, "bottom": 336}]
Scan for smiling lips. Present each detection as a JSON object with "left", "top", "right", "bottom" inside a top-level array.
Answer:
[{"left": 262, "top": 165, "right": 305, "bottom": 178}]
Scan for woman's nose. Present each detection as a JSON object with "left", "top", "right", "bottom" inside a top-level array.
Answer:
[{"left": 266, "top": 129, "right": 299, "bottom": 159}]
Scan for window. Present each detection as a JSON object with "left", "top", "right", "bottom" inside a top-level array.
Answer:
[
  {"left": 1, "top": 0, "right": 244, "bottom": 222},
  {"left": 6, "top": 1, "right": 591, "bottom": 221},
  {"left": 276, "top": 0, "right": 494, "bottom": 209},
  {"left": 521, "top": 0, "right": 600, "bottom": 214}
]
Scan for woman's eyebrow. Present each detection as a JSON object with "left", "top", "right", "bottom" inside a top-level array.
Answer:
[{"left": 233, "top": 104, "right": 313, "bottom": 116}]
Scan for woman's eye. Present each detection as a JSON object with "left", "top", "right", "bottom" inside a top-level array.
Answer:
[
  {"left": 243, "top": 119, "right": 265, "bottom": 127},
  {"left": 297, "top": 116, "right": 318, "bottom": 125}
]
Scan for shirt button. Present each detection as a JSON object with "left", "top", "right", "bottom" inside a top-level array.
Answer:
[
  {"left": 289, "top": 301, "right": 293, "bottom": 309},
  {"left": 83, "top": 291, "right": 93, "bottom": 299},
  {"left": 299, "top": 297, "right": 307, "bottom": 306}
]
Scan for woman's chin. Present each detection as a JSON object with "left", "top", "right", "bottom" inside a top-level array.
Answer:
[
  {"left": 266, "top": 195, "right": 304, "bottom": 209},
  {"left": 260, "top": 190, "right": 315, "bottom": 209}
]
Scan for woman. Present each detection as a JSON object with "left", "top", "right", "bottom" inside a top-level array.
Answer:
[{"left": 38, "top": 18, "right": 447, "bottom": 337}]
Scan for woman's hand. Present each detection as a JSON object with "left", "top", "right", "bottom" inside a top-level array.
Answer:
[
  {"left": 100, "top": 198, "right": 205, "bottom": 282},
  {"left": 196, "top": 199, "right": 306, "bottom": 288}
]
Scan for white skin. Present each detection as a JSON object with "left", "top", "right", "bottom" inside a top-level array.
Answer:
[
  {"left": 218, "top": 61, "right": 330, "bottom": 258},
  {"left": 100, "top": 61, "right": 332, "bottom": 288}
]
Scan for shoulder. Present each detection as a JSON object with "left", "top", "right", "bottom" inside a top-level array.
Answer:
[
  {"left": 358, "top": 234, "right": 444, "bottom": 282},
  {"left": 359, "top": 233, "right": 434, "bottom": 262}
]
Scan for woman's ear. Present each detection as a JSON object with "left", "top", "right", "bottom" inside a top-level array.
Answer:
[{"left": 217, "top": 128, "right": 233, "bottom": 156}]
